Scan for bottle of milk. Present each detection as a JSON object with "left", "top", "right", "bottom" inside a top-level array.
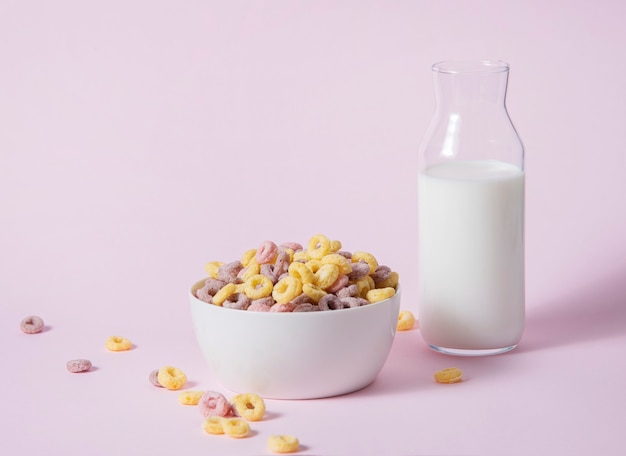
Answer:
[{"left": 417, "top": 60, "right": 525, "bottom": 356}]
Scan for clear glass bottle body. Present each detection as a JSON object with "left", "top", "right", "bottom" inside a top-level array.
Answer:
[{"left": 417, "top": 60, "right": 524, "bottom": 356}]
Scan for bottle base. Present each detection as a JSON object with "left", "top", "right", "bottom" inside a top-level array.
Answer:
[{"left": 428, "top": 344, "right": 517, "bottom": 356}]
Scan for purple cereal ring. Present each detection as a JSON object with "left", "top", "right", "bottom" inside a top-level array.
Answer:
[
  {"left": 149, "top": 369, "right": 164, "bottom": 387},
  {"left": 205, "top": 278, "right": 227, "bottom": 294},
  {"left": 260, "top": 263, "right": 280, "bottom": 284},
  {"left": 20, "top": 315, "right": 44, "bottom": 334},
  {"left": 290, "top": 292, "right": 312, "bottom": 305},
  {"left": 270, "top": 302, "right": 295, "bottom": 312},
  {"left": 347, "top": 262, "right": 370, "bottom": 280},
  {"left": 195, "top": 285, "right": 213, "bottom": 304},
  {"left": 217, "top": 261, "right": 243, "bottom": 283},
  {"left": 318, "top": 294, "right": 344, "bottom": 311},
  {"left": 293, "top": 303, "right": 320, "bottom": 312},
  {"left": 371, "top": 265, "right": 392, "bottom": 283},
  {"left": 222, "top": 293, "right": 251, "bottom": 310},
  {"left": 273, "top": 250, "right": 291, "bottom": 275},
  {"left": 279, "top": 241, "right": 304, "bottom": 251},
  {"left": 336, "top": 284, "right": 359, "bottom": 298},
  {"left": 341, "top": 297, "right": 369, "bottom": 308},
  {"left": 66, "top": 359, "right": 92, "bottom": 373},
  {"left": 336, "top": 251, "right": 352, "bottom": 259},
  {"left": 326, "top": 274, "right": 349, "bottom": 293},
  {"left": 248, "top": 301, "right": 272, "bottom": 312},
  {"left": 256, "top": 240, "right": 278, "bottom": 264},
  {"left": 199, "top": 391, "right": 232, "bottom": 418}
]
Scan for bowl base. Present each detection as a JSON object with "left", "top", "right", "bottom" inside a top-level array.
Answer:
[{"left": 428, "top": 344, "right": 517, "bottom": 356}]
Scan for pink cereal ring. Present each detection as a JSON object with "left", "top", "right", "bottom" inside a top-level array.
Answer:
[
  {"left": 336, "top": 284, "right": 359, "bottom": 298},
  {"left": 270, "top": 302, "right": 295, "bottom": 312},
  {"left": 279, "top": 241, "right": 304, "bottom": 252},
  {"left": 326, "top": 274, "right": 349, "bottom": 293},
  {"left": 341, "top": 297, "right": 369, "bottom": 308},
  {"left": 66, "top": 359, "right": 92, "bottom": 373},
  {"left": 293, "top": 303, "right": 320, "bottom": 312},
  {"left": 256, "top": 240, "right": 278, "bottom": 264},
  {"left": 20, "top": 315, "right": 44, "bottom": 334},
  {"left": 248, "top": 300, "right": 272, "bottom": 312},
  {"left": 218, "top": 261, "right": 244, "bottom": 283},
  {"left": 199, "top": 391, "right": 232, "bottom": 418}
]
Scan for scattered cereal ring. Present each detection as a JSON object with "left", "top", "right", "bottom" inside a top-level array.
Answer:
[
  {"left": 212, "top": 283, "right": 238, "bottom": 306},
  {"left": 434, "top": 367, "right": 463, "bottom": 384},
  {"left": 351, "top": 251, "right": 378, "bottom": 274},
  {"left": 307, "top": 234, "right": 331, "bottom": 259},
  {"left": 221, "top": 417, "right": 250, "bottom": 438},
  {"left": 157, "top": 366, "right": 187, "bottom": 390},
  {"left": 256, "top": 240, "right": 279, "bottom": 264},
  {"left": 302, "top": 283, "right": 326, "bottom": 303},
  {"left": 199, "top": 391, "right": 232, "bottom": 417},
  {"left": 272, "top": 276, "right": 303, "bottom": 305},
  {"left": 288, "top": 261, "right": 315, "bottom": 285},
  {"left": 149, "top": 369, "right": 164, "bottom": 387},
  {"left": 231, "top": 393, "right": 266, "bottom": 421},
  {"left": 268, "top": 434, "right": 300, "bottom": 453},
  {"left": 105, "top": 335, "right": 132, "bottom": 351},
  {"left": 204, "top": 261, "right": 224, "bottom": 279},
  {"left": 314, "top": 263, "right": 340, "bottom": 289},
  {"left": 202, "top": 416, "right": 225, "bottom": 435},
  {"left": 20, "top": 315, "right": 44, "bottom": 334},
  {"left": 365, "top": 287, "right": 396, "bottom": 303},
  {"left": 66, "top": 359, "right": 92, "bottom": 373},
  {"left": 178, "top": 390, "right": 204, "bottom": 405},
  {"left": 397, "top": 310, "right": 416, "bottom": 331},
  {"left": 243, "top": 274, "right": 274, "bottom": 300}
]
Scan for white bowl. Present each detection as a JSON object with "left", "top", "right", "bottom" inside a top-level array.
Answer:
[{"left": 189, "top": 279, "right": 401, "bottom": 399}]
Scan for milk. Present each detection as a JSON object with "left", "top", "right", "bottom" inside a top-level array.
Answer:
[{"left": 418, "top": 160, "right": 524, "bottom": 353}]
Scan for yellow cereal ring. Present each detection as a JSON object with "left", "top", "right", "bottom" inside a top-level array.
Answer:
[
  {"left": 243, "top": 274, "right": 274, "bottom": 300},
  {"left": 240, "top": 260, "right": 261, "bottom": 281},
  {"left": 288, "top": 261, "right": 315, "bottom": 285},
  {"left": 241, "top": 249, "right": 257, "bottom": 266},
  {"left": 272, "top": 276, "right": 302, "bottom": 304},
  {"left": 178, "top": 390, "right": 204, "bottom": 405},
  {"left": 212, "top": 283, "right": 237, "bottom": 306},
  {"left": 202, "top": 416, "right": 225, "bottom": 435},
  {"left": 204, "top": 261, "right": 224, "bottom": 279},
  {"left": 302, "top": 283, "right": 326, "bottom": 303},
  {"left": 157, "top": 366, "right": 187, "bottom": 390},
  {"left": 307, "top": 234, "right": 331, "bottom": 259},
  {"left": 314, "top": 263, "right": 340, "bottom": 289},
  {"left": 352, "top": 251, "right": 378, "bottom": 274},
  {"left": 377, "top": 271, "right": 399, "bottom": 289},
  {"left": 353, "top": 276, "right": 375, "bottom": 298},
  {"left": 221, "top": 417, "right": 250, "bottom": 438},
  {"left": 397, "top": 310, "right": 416, "bottom": 331},
  {"left": 330, "top": 239, "right": 342, "bottom": 252},
  {"left": 293, "top": 250, "right": 311, "bottom": 262},
  {"left": 305, "top": 259, "right": 322, "bottom": 273},
  {"left": 105, "top": 335, "right": 132, "bottom": 351},
  {"left": 434, "top": 367, "right": 463, "bottom": 384},
  {"left": 321, "top": 253, "right": 352, "bottom": 274},
  {"left": 268, "top": 435, "right": 300, "bottom": 453},
  {"left": 231, "top": 393, "right": 266, "bottom": 421},
  {"left": 366, "top": 287, "right": 396, "bottom": 303}
]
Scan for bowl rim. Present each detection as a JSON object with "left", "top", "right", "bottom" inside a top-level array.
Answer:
[{"left": 189, "top": 278, "right": 400, "bottom": 316}]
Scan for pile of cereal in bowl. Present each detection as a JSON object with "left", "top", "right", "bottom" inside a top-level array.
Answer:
[{"left": 195, "top": 234, "right": 399, "bottom": 312}]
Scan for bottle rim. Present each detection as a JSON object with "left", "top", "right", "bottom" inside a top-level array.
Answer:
[{"left": 432, "top": 60, "right": 510, "bottom": 74}]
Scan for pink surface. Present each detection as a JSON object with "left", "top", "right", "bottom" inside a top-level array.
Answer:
[{"left": 1, "top": 1, "right": 625, "bottom": 455}]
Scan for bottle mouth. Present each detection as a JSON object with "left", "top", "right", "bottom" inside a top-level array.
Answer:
[{"left": 432, "top": 60, "right": 510, "bottom": 74}]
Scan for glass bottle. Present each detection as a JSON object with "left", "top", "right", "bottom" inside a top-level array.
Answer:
[{"left": 417, "top": 60, "right": 525, "bottom": 356}]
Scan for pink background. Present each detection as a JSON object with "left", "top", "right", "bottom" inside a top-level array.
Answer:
[{"left": 2, "top": 1, "right": 625, "bottom": 455}]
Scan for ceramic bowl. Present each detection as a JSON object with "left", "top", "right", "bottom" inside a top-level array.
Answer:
[{"left": 189, "top": 279, "right": 401, "bottom": 399}]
